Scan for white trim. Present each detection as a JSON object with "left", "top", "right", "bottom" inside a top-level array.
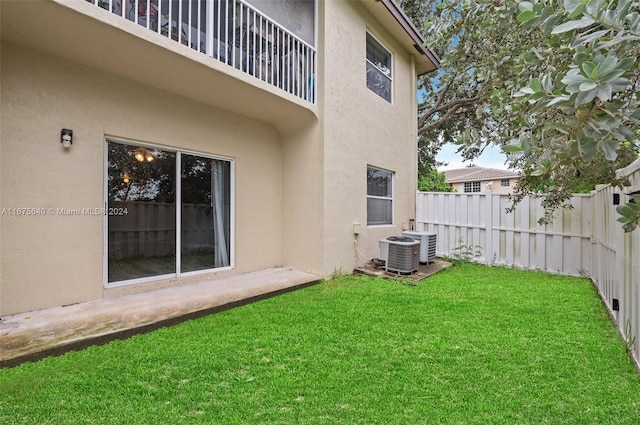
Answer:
[
  {"left": 103, "top": 136, "right": 236, "bottom": 163},
  {"left": 180, "top": 265, "right": 233, "bottom": 279},
  {"left": 176, "top": 151, "right": 182, "bottom": 276},
  {"left": 103, "top": 140, "right": 109, "bottom": 287},
  {"left": 229, "top": 158, "right": 236, "bottom": 270},
  {"left": 367, "top": 165, "right": 394, "bottom": 226},
  {"left": 105, "top": 273, "right": 177, "bottom": 290}
]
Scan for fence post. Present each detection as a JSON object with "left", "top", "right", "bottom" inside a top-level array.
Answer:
[{"left": 485, "top": 192, "right": 493, "bottom": 265}]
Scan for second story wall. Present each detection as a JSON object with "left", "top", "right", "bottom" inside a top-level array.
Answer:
[{"left": 321, "top": 0, "right": 419, "bottom": 274}]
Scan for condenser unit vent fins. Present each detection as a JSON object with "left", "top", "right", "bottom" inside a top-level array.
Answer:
[{"left": 379, "top": 236, "right": 420, "bottom": 274}]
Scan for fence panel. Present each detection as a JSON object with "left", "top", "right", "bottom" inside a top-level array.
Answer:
[
  {"left": 611, "top": 161, "right": 640, "bottom": 364},
  {"left": 108, "top": 201, "right": 213, "bottom": 260},
  {"left": 416, "top": 192, "right": 593, "bottom": 276}
]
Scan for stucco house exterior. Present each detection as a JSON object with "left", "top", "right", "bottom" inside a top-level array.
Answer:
[
  {"left": 443, "top": 166, "right": 520, "bottom": 194},
  {"left": 0, "top": 0, "right": 439, "bottom": 316}
]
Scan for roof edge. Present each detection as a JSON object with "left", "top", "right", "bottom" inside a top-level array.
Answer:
[{"left": 376, "top": 0, "right": 441, "bottom": 72}]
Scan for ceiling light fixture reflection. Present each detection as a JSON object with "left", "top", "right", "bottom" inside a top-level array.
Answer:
[{"left": 134, "top": 148, "right": 155, "bottom": 163}]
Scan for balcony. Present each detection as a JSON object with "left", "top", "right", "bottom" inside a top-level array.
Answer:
[
  {"left": 1, "top": 0, "right": 318, "bottom": 134},
  {"left": 87, "top": 0, "right": 316, "bottom": 103}
]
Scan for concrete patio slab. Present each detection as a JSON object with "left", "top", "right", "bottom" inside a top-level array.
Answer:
[
  {"left": 0, "top": 267, "right": 320, "bottom": 368},
  {"left": 354, "top": 258, "right": 452, "bottom": 281}
]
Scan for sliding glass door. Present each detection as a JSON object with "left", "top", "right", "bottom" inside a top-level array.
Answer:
[
  {"left": 106, "top": 140, "right": 232, "bottom": 286},
  {"left": 180, "top": 154, "right": 231, "bottom": 273}
]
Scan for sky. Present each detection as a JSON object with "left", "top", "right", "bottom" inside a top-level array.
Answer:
[{"left": 436, "top": 142, "right": 510, "bottom": 171}]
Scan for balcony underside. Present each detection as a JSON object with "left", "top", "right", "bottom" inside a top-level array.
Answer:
[{"left": 1, "top": 0, "right": 318, "bottom": 135}]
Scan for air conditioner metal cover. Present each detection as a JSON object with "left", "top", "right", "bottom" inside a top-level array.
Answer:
[
  {"left": 379, "top": 237, "right": 420, "bottom": 274},
  {"left": 402, "top": 231, "right": 437, "bottom": 264}
]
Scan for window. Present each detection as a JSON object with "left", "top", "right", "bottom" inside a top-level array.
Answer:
[
  {"left": 501, "top": 179, "right": 510, "bottom": 187},
  {"left": 106, "top": 140, "right": 232, "bottom": 286},
  {"left": 367, "top": 167, "right": 393, "bottom": 225},
  {"left": 366, "top": 33, "right": 392, "bottom": 102},
  {"left": 464, "top": 181, "right": 481, "bottom": 193}
]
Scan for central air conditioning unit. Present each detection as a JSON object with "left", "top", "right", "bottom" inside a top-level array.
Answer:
[
  {"left": 379, "top": 236, "right": 420, "bottom": 274},
  {"left": 402, "top": 231, "right": 437, "bottom": 264}
]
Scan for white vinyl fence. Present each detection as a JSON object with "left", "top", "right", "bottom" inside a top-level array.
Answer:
[{"left": 416, "top": 159, "right": 640, "bottom": 368}]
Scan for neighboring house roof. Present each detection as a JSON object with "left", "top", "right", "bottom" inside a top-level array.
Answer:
[{"left": 443, "top": 166, "right": 521, "bottom": 184}]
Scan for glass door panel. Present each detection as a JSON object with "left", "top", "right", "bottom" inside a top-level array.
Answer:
[
  {"left": 107, "top": 142, "right": 177, "bottom": 283},
  {"left": 181, "top": 155, "right": 231, "bottom": 271}
]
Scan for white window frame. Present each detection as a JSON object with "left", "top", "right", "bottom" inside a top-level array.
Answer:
[
  {"left": 366, "top": 31, "right": 393, "bottom": 103},
  {"left": 367, "top": 166, "right": 394, "bottom": 226},
  {"left": 464, "top": 181, "right": 481, "bottom": 193},
  {"left": 501, "top": 179, "right": 510, "bottom": 187},
  {"left": 103, "top": 138, "right": 235, "bottom": 289}
]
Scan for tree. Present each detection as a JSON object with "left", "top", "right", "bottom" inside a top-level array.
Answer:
[
  {"left": 406, "top": 0, "right": 639, "bottom": 230},
  {"left": 418, "top": 169, "right": 454, "bottom": 192},
  {"left": 510, "top": 0, "right": 640, "bottom": 230}
]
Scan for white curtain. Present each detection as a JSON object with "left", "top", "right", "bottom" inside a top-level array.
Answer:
[{"left": 212, "top": 160, "right": 230, "bottom": 267}]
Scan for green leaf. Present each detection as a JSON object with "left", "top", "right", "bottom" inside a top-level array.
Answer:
[
  {"left": 502, "top": 144, "right": 524, "bottom": 153},
  {"left": 577, "top": 138, "right": 598, "bottom": 160},
  {"left": 597, "top": 83, "right": 612, "bottom": 102},
  {"left": 617, "top": 125, "right": 636, "bottom": 141},
  {"left": 573, "top": 51, "right": 591, "bottom": 63},
  {"left": 517, "top": 10, "right": 537, "bottom": 22},
  {"left": 563, "top": 0, "right": 583, "bottom": 12},
  {"left": 530, "top": 78, "right": 543, "bottom": 92},
  {"left": 579, "top": 81, "right": 597, "bottom": 91},
  {"left": 617, "top": 57, "right": 636, "bottom": 71},
  {"left": 616, "top": 204, "right": 632, "bottom": 216},
  {"left": 600, "top": 139, "right": 619, "bottom": 161},
  {"left": 573, "top": 29, "right": 610, "bottom": 47},
  {"left": 574, "top": 88, "right": 597, "bottom": 106},
  {"left": 586, "top": 0, "right": 605, "bottom": 16},
  {"left": 547, "top": 96, "right": 571, "bottom": 106},
  {"left": 568, "top": 3, "right": 587, "bottom": 19},
  {"left": 518, "top": 1, "right": 534, "bottom": 12},
  {"left": 596, "top": 56, "right": 619, "bottom": 78},
  {"left": 540, "top": 75, "right": 553, "bottom": 92},
  {"left": 551, "top": 17, "right": 595, "bottom": 34},
  {"left": 580, "top": 62, "right": 596, "bottom": 78},
  {"left": 516, "top": 87, "right": 536, "bottom": 95},
  {"left": 616, "top": 198, "right": 640, "bottom": 232}
]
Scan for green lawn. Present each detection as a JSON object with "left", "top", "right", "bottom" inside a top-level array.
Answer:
[{"left": 2, "top": 264, "right": 640, "bottom": 424}]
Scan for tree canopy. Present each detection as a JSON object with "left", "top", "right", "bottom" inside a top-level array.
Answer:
[
  {"left": 418, "top": 169, "right": 454, "bottom": 192},
  {"left": 404, "top": 0, "right": 639, "bottom": 230}
]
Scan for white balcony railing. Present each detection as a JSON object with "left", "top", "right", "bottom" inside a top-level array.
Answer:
[{"left": 87, "top": 0, "right": 316, "bottom": 103}]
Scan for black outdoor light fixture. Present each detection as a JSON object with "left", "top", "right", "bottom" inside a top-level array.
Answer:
[{"left": 61, "top": 128, "right": 73, "bottom": 148}]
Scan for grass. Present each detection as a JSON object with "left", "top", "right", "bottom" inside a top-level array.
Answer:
[{"left": 2, "top": 263, "right": 640, "bottom": 424}]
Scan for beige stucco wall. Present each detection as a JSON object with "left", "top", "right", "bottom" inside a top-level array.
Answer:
[
  {"left": 1, "top": 0, "right": 426, "bottom": 315},
  {"left": 0, "top": 43, "right": 284, "bottom": 315},
  {"left": 321, "top": 1, "right": 418, "bottom": 275},
  {"left": 452, "top": 178, "right": 519, "bottom": 194},
  {"left": 489, "top": 178, "right": 518, "bottom": 194},
  {"left": 280, "top": 1, "right": 325, "bottom": 277},
  {"left": 281, "top": 124, "right": 325, "bottom": 275}
]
